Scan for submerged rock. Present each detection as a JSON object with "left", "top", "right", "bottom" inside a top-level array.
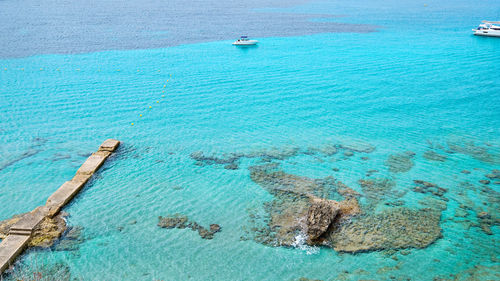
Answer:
[
  {"left": 337, "top": 184, "right": 361, "bottom": 199},
  {"left": 454, "top": 264, "right": 500, "bottom": 280},
  {"left": 423, "top": 150, "right": 447, "bottom": 162},
  {"left": 385, "top": 152, "right": 414, "bottom": 173},
  {"left": 343, "top": 151, "right": 354, "bottom": 157},
  {"left": 190, "top": 151, "right": 240, "bottom": 166},
  {"left": 158, "top": 214, "right": 189, "bottom": 229},
  {"left": 4, "top": 261, "right": 73, "bottom": 281},
  {"left": 248, "top": 146, "right": 300, "bottom": 161},
  {"left": 210, "top": 224, "right": 221, "bottom": 233},
  {"left": 339, "top": 141, "right": 375, "bottom": 153},
  {"left": 328, "top": 208, "right": 442, "bottom": 253},
  {"left": 484, "top": 173, "right": 499, "bottom": 180},
  {"left": 224, "top": 163, "right": 239, "bottom": 170},
  {"left": 476, "top": 211, "right": 499, "bottom": 235},
  {"left": 447, "top": 139, "right": 500, "bottom": 164},
  {"left": 53, "top": 226, "right": 85, "bottom": 252},
  {"left": 412, "top": 180, "right": 448, "bottom": 198},
  {"left": 158, "top": 214, "right": 221, "bottom": 240},
  {"left": 304, "top": 144, "right": 338, "bottom": 156},
  {"left": 249, "top": 164, "right": 329, "bottom": 198},
  {"left": 358, "top": 178, "right": 396, "bottom": 203},
  {"left": 419, "top": 196, "right": 448, "bottom": 211}
]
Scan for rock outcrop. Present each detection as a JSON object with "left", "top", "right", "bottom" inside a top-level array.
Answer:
[
  {"left": 306, "top": 198, "right": 340, "bottom": 242},
  {"left": 247, "top": 164, "right": 443, "bottom": 253}
]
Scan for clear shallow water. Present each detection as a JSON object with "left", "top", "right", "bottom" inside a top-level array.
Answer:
[{"left": 0, "top": 0, "right": 500, "bottom": 280}]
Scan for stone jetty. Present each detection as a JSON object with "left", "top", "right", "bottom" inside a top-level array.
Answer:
[{"left": 0, "top": 139, "right": 120, "bottom": 274}]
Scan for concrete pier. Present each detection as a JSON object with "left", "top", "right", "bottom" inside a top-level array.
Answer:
[{"left": 0, "top": 139, "right": 120, "bottom": 274}]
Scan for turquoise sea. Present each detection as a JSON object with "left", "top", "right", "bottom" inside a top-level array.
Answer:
[{"left": 1, "top": 0, "right": 499, "bottom": 280}]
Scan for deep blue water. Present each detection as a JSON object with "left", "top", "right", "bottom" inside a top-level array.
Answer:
[
  {"left": 0, "top": 0, "right": 375, "bottom": 58},
  {"left": 0, "top": 0, "right": 499, "bottom": 280}
]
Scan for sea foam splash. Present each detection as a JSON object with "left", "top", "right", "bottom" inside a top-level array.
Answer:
[{"left": 291, "top": 232, "right": 319, "bottom": 255}]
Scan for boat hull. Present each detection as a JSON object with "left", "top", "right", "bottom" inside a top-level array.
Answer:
[
  {"left": 473, "top": 30, "right": 500, "bottom": 37},
  {"left": 232, "top": 40, "right": 258, "bottom": 45}
]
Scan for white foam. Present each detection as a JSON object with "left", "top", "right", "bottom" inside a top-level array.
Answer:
[{"left": 292, "top": 232, "right": 319, "bottom": 255}]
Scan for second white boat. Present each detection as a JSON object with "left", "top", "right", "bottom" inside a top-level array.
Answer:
[{"left": 473, "top": 21, "right": 500, "bottom": 37}]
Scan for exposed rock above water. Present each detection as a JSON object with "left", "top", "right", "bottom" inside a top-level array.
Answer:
[
  {"left": 158, "top": 214, "right": 221, "bottom": 240},
  {"left": 29, "top": 215, "right": 67, "bottom": 247},
  {"left": 306, "top": 198, "right": 339, "bottom": 242},
  {"left": 261, "top": 192, "right": 360, "bottom": 246}
]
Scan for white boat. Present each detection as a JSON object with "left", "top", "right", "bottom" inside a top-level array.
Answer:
[
  {"left": 473, "top": 21, "right": 500, "bottom": 37},
  {"left": 232, "top": 36, "right": 258, "bottom": 45}
]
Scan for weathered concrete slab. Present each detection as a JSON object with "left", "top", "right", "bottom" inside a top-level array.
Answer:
[
  {"left": 94, "top": 150, "right": 112, "bottom": 158},
  {"left": 99, "top": 139, "right": 120, "bottom": 152},
  {"left": 72, "top": 173, "right": 92, "bottom": 185},
  {"left": 76, "top": 153, "right": 109, "bottom": 175},
  {"left": 0, "top": 235, "right": 31, "bottom": 272},
  {"left": 10, "top": 211, "right": 45, "bottom": 233},
  {"left": 31, "top": 205, "right": 58, "bottom": 219},
  {"left": 46, "top": 181, "right": 86, "bottom": 209}
]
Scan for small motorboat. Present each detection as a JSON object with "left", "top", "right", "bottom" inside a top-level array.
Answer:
[
  {"left": 473, "top": 21, "right": 500, "bottom": 37},
  {"left": 232, "top": 36, "right": 258, "bottom": 46}
]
